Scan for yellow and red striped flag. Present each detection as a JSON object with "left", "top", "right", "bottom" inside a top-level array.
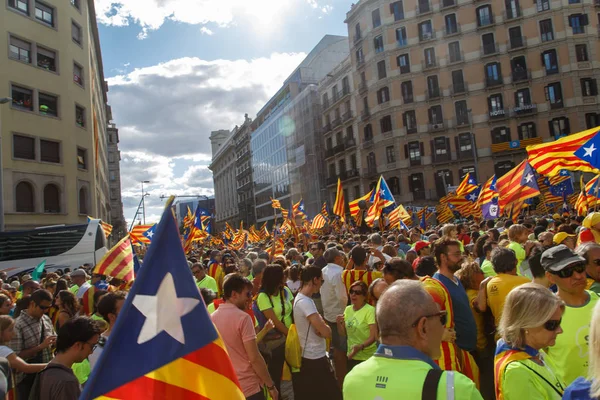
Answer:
[
  {"left": 575, "top": 175, "right": 590, "bottom": 216},
  {"left": 94, "top": 235, "right": 134, "bottom": 282},
  {"left": 129, "top": 224, "right": 154, "bottom": 245},
  {"left": 455, "top": 173, "right": 478, "bottom": 197},
  {"left": 88, "top": 216, "right": 113, "bottom": 238},
  {"left": 321, "top": 202, "right": 329, "bottom": 218},
  {"left": 311, "top": 214, "right": 327, "bottom": 231},
  {"left": 271, "top": 197, "right": 282, "bottom": 210},
  {"left": 496, "top": 161, "right": 540, "bottom": 212},
  {"left": 333, "top": 178, "right": 345, "bottom": 222},
  {"left": 387, "top": 204, "right": 412, "bottom": 228},
  {"left": 437, "top": 204, "right": 454, "bottom": 224},
  {"left": 349, "top": 190, "right": 373, "bottom": 217}
]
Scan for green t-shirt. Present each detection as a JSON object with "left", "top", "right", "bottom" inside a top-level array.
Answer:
[
  {"left": 69, "top": 285, "right": 79, "bottom": 294},
  {"left": 196, "top": 275, "right": 218, "bottom": 293},
  {"left": 589, "top": 280, "right": 600, "bottom": 296},
  {"left": 257, "top": 287, "right": 293, "bottom": 328},
  {"left": 207, "top": 302, "right": 215, "bottom": 314},
  {"left": 91, "top": 313, "right": 104, "bottom": 322},
  {"left": 501, "top": 352, "right": 564, "bottom": 400},
  {"left": 343, "top": 304, "right": 377, "bottom": 361},
  {"left": 343, "top": 356, "right": 483, "bottom": 400},
  {"left": 481, "top": 259, "right": 496, "bottom": 278},
  {"left": 546, "top": 291, "right": 600, "bottom": 386},
  {"left": 72, "top": 359, "right": 90, "bottom": 384},
  {"left": 508, "top": 242, "right": 526, "bottom": 275}
]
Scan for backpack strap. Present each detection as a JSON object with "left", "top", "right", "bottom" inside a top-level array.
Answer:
[{"left": 421, "top": 368, "right": 444, "bottom": 400}]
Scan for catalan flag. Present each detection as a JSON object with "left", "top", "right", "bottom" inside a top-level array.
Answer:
[
  {"left": 321, "top": 202, "right": 329, "bottom": 218},
  {"left": 311, "top": 213, "right": 327, "bottom": 231},
  {"left": 333, "top": 178, "right": 345, "bottom": 222},
  {"left": 183, "top": 206, "right": 194, "bottom": 228},
  {"left": 436, "top": 204, "right": 454, "bottom": 224},
  {"left": 93, "top": 235, "right": 135, "bottom": 282},
  {"left": 270, "top": 237, "right": 285, "bottom": 257},
  {"left": 349, "top": 190, "right": 372, "bottom": 221},
  {"left": 271, "top": 197, "right": 282, "bottom": 210},
  {"left": 387, "top": 204, "right": 412, "bottom": 228},
  {"left": 292, "top": 199, "right": 306, "bottom": 219},
  {"left": 81, "top": 199, "right": 244, "bottom": 400},
  {"left": 527, "top": 126, "right": 600, "bottom": 176},
  {"left": 88, "top": 216, "right": 113, "bottom": 239},
  {"left": 496, "top": 161, "right": 540, "bottom": 212},
  {"left": 455, "top": 173, "right": 478, "bottom": 197},
  {"left": 130, "top": 224, "right": 154, "bottom": 245},
  {"left": 575, "top": 178, "right": 590, "bottom": 216}
]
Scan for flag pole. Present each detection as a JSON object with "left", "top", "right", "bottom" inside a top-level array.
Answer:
[{"left": 594, "top": 173, "right": 600, "bottom": 212}]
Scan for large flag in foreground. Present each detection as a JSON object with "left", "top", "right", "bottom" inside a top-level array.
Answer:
[
  {"left": 496, "top": 161, "right": 540, "bottom": 211},
  {"left": 527, "top": 126, "right": 600, "bottom": 176},
  {"left": 81, "top": 198, "right": 244, "bottom": 400}
]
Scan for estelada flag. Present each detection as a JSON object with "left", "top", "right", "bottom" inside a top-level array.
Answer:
[{"left": 81, "top": 198, "right": 244, "bottom": 400}]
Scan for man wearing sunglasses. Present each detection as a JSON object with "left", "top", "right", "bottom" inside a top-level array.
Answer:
[
  {"left": 575, "top": 242, "right": 600, "bottom": 296},
  {"left": 543, "top": 244, "right": 600, "bottom": 386},
  {"left": 343, "top": 280, "right": 482, "bottom": 399}
]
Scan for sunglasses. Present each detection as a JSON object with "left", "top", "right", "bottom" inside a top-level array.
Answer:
[
  {"left": 349, "top": 289, "right": 365, "bottom": 296},
  {"left": 543, "top": 318, "right": 562, "bottom": 331},
  {"left": 550, "top": 263, "right": 586, "bottom": 278},
  {"left": 412, "top": 310, "right": 448, "bottom": 327},
  {"left": 36, "top": 303, "right": 51, "bottom": 311}
]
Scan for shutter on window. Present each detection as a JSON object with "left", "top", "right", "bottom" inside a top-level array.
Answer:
[
  {"left": 430, "top": 140, "right": 435, "bottom": 162},
  {"left": 404, "top": 144, "right": 409, "bottom": 159},
  {"left": 544, "top": 86, "right": 550, "bottom": 100},
  {"left": 568, "top": 15, "right": 574, "bottom": 27},
  {"left": 582, "top": 14, "right": 589, "bottom": 25},
  {"left": 564, "top": 118, "right": 571, "bottom": 134},
  {"left": 592, "top": 79, "right": 598, "bottom": 95},
  {"left": 454, "top": 136, "right": 460, "bottom": 158},
  {"left": 420, "top": 142, "right": 425, "bottom": 158},
  {"left": 446, "top": 137, "right": 452, "bottom": 159}
]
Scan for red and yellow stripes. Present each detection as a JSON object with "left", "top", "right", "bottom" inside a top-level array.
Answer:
[
  {"left": 333, "top": 178, "right": 345, "bottom": 222},
  {"left": 94, "top": 236, "right": 134, "bottom": 282},
  {"left": 98, "top": 339, "right": 244, "bottom": 400},
  {"left": 342, "top": 270, "right": 382, "bottom": 295},
  {"left": 494, "top": 349, "right": 532, "bottom": 400},
  {"left": 496, "top": 161, "right": 539, "bottom": 212},
  {"left": 310, "top": 214, "right": 327, "bottom": 231}
]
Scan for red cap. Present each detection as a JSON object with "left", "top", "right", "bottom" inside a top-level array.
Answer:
[{"left": 414, "top": 241, "right": 430, "bottom": 253}]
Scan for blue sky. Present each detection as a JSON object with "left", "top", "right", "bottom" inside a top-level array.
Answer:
[{"left": 96, "top": 0, "right": 354, "bottom": 224}]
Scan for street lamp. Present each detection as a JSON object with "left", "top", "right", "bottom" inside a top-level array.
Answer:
[
  {"left": 141, "top": 180, "right": 150, "bottom": 224},
  {"left": 0, "top": 97, "right": 13, "bottom": 232}
]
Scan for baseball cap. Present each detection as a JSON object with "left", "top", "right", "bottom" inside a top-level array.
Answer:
[
  {"left": 70, "top": 269, "right": 87, "bottom": 278},
  {"left": 21, "top": 274, "right": 32, "bottom": 282},
  {"left": 541, "top": 244, "right": 585, "bottom": 272},
  {"left": 414, "top": 241, "right": 430, "bottom": 253},
  {"left": 553, "top": 232, "right": 575, "bottom": 245}
]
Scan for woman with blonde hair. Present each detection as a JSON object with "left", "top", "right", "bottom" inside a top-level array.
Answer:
[
  {"left": 495, "top": 283, "right": 566, "bottom": 400},
  {"left": 563, "top": 300, "right": 600, "bottom": 399}
]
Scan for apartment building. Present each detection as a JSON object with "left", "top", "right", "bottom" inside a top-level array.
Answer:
[
  {"left": 345, "top": 0, "right": 600, "bottom": 203},
  {"left": 209, "top": 129, "right": 240, "bottom": 230},
  {"left": 0, "top": 0, "right": 112, "bottom": 229},
  {"left": 107, "top": 123, "right": 126, "bottom": 241},
  {"left": 233, "top": 114, "right": 255, "bottom": 228}
]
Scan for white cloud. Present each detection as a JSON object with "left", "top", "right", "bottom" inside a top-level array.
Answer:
[
  {"left": 95, "top": 0, "right": 334, "bottom": 38},
  {"left": 200, "top": 27, "right": 214, "bottom": 35}
]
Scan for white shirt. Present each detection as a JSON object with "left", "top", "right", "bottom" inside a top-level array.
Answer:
[
  {"left": 75, "top": 281, "right": 92, "bottom": 299},
  {"left": 293, "top": 293, "right": 326, "bottom": 360},
  {"left": 320, "top": 263, "right": 348, "bottom": 322}
]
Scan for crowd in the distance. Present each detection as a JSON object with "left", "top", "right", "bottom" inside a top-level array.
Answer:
[{"left": 193, "top": 212, "right": 600, "bottom": 400}]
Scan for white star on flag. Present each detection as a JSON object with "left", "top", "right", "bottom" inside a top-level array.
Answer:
[
  {"left": 468, "top": 193, "right": 477, "bottom": 201},
  {"left": 583, "top": 143, "right": 597, "bottom": 158},
  {"left": 146, "top": 230, "right": 154, "bottom": 238},
  {"left": 524, "top": 173, "right": 534, "bottom": 183},
  {"left": 132, "top": 272, "right": 199, "bottom": 345}
]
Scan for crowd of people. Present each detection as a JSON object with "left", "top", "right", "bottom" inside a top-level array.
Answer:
[{"left": 199, "top": 212, "right": 600, "bottom": 400}]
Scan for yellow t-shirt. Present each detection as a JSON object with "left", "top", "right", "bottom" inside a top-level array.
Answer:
[
  {"left": 466, "top": 289, "right": 487, "bottom": 352},
  {"left": 487, "top": 273, "right": 530, "bottom": 330}
]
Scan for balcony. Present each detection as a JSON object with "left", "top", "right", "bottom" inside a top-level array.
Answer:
[
  {"left": 485, "top": 78, "right": 503, "bottom": 89},
  {"left": 450, "top": 118, "right": 470, "bottom": 128},
  {"left": 358, "top": 81, "right": 368, "bottom": 94},
  {"left": 357, "top": 58, "right": 365, "bottom": 68},
  {"left": 331, "top": 90, "right": 340, "bottom": 104},
  {"left": 403, "top": 94, "right": 414, "bottom": 104},
  {"left": 353, "top": 33, "right": 363, "bottom": 45},
  {"left": 507, "top": 36, "right": 527, "bottom": 51},
  {"left": 477, "top": 16, "right": 495, "bottom": 29},
  {"left": 334, "top": 143, "right": 345, "bottom": 153},
  {"left": 410, "top": 157, "right": 422, "bottom": 166},
  {"left": 406, "top": 127, "right": 418, "bottom": 135},
  {"left": 422, "top": 59, "right": 438, "bottom": 70},
  {"left": 419, "top": 31, "right": 436, "bottom": 42},
  {"left": 362, "top": 138, "right": 374, "bottom": 149},
  {"left": 363, "top": 167, "right": 378, "bottom": 179},
  {"left": 449, "top": 83, "right": 468, "bottom": 96},
  {"left": 323, "top": 99, "right": 330, "bottom": 109},
  {"left": 481, "top": 42, "right": 499, "bottom": 56},
  {"left": 425, "top": 88, "right": 442, "bottom": 102},
  {"left": 429, "top": 121, "right": 446, "bottom": 132},
  {"left": 326, "top": 176, "right": 338, "bottom": 186},
  {"left": 416, "top": 1, "right": 432, "bottom": 15},
  {"left": 397, "top": 39, "right": 408, "bottom": 48},
  {"left": 504, "top": 7, "right": 523, "bottom": 20},
  {"left": 443, "top": 25, "right": 460, "bottom": 37},
  {"left": 491, "top": 137, "right": 542, "bottom": 153},
  {"left": 361, "top": 109, "right": 371, "bottom": 121},
  {"left": 332, "top": 117, "right": 341, "bottom": 128},
  {"left": 441, "top": 0, "right": 456, "bottom": 8},
  {"left": 550, "top": 99, "right": 564, "bottom": 110},
  {"left": 386, "top": 161, "right": 397, "bottom": 170},
  {"left": 432, "top": 152, "right": 451, "bottom": 164},
  {"left": 488, "top": 108, "right": 509, "bottom": 121},
  {"left": 345, "top": 168, "right": 360, "bottom": 180},
  {"left": 342, "top": 110, "right": 354, "bottom": 122},
  {"left": 345, "top": 137, "right": 356, "bottom": 148},
  {"left": 512, "top": 103, "right": 538, "bottom": 117},
  {"left": 413, "top": 191, "right": 426, "bottom": 201},
  {"left": 325, "top": 147, "right": 335, "bottom": 158},
  {"left": 322, "top": 122, "right": 331, "bottom": 132},
  {"left": 447, "top": 52, "right": 464, "bottom": 64},
  {"left": 512, "top": 69, "right": 531, "bottom": 84}
]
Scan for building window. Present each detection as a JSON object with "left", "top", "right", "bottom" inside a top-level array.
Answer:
[
  {"left": 374, "top": 35, "right": 384, "bottom": 54},
  {"left": 549, "top": 117, "right": 570, "bottom": 137},
  {"left": 424, "top": 48, "right": 436, "bottom": 68},
  {"left": 481, "top": 33, "right": 496, "bottom": 54},
  {"left": 377, "top": 60, "right": 386, "bottom": 80},
  {"left": 356, "top": 48, "right": 364, "bottom": 64},
  {"left": 442, "top": 0, "right": 455, "bottom": 7},
  {"left": 396, "top": 27, "right": 407, "bottom": 47},
  {"left": 71, "top": 0, "right": 80, "bottom": 9},
  {"left": 77, "top": 148, "right": 87, "bottom": 169},
  {"left": 514, "top": 88, "right": 534, "bottom": 115},
  {"left": 377, "top": 87, "right": 390, "bottom": 104},
  {"left": 445, "top": 14, "right": 458, "bottom": 35},
  {"left": 401, "top": 81, "right": 413, "bottom": 103},
  {"left": 390, "top": 1, "right": 404, "bottom": 20},
  {"left": 585, "top": 113, "right": 599, "bottom": 129},
  {"left": 455, "top": 100, "right": 469, "bottom": 125},
  {"left": 419, "top": 21, "right": 433, "bottom": 41},
  {"left": 79, "top": 187, "right": 88, "bottom": 214},
  {"left": 477, "top": 5, "right": 493, "bottom": 27},
  {"left": 458, "top": 132, "right": 473, "bottom": 155},
  {"left": 40, "top": 139, "right": 60, "bottom": 163},
  {"left": 569, "top": 14, "right": 587, "bottom": 34},
  {"left": 16, "top": 182, "right": 35, "bottom": 212},
  {"left": 508, "top": 27, "right": 524, "bottom": 49},
  {"left": 342, "top": 76, "right": 350, "bottom": 94},
  {"left": 9, "top": 36, "right": 31, "bottom": 63},
  {"left": 491, "top": 127, "right": 511, "bottom": 143},
  {"left": 8, "top": 0, "right": 28, "bottom": 14},
  {"left": 13, "top": 134, "right": 35, "bottom": 160},
  {"left": 427, "top": 75, "right": 440, "bottom": 98},
  {"left": 381, "top": 115, "right": 393, "bottom": 133},
  {"left": 518, "top": 122, "right": 537, "bottom": 139},
  {"left": 389, "top": 177, "right": 400, "bottom": 195},
  {"left": 452, "top": 70, "right": 466, "bottom": 94},
  {"left": 35, "top": 1, "right": 54, "bottom": 26},
  {"left": 36, "top": 47, "right": 56, "bottom": 71},
  {"left": 386, "top": 146, "right": 396, "bottom": 163},
  {"left": 355, "top": 23, "right": 361, "bottom": 41},
  {"left": 403, "top": 110, "right": 417, "bottom": 134},
  {"left": 488, "top": 94, "right": 505, "bottom": 118},
  {"left": 545, "top": 82, "right": 563, "bottom": 109},
  {"left": 576, "top": 44, "right": 588, "bottom": 62},
  {"left": 495, "top": 161, "right": 515, "bottom": 177},
  {"left": 363, "top": 96, "right": 369, "bottom": 114},
  {"left": 43, "top": 184, "right": 60, "bottom": 213},
  {"left": 581, "top": 78, "right": 598, "bottom": 97},
  {"left": 540, "top": 19, "right": 554, "bottom": 41},
  {"left": 407, "top": 141, "right": 422, "bottom": 164},
  {"left": 72, "top": 21, "right": 82, "bottom": 44},
  {"left": 428, "top": 105, "right": 443, "bottom": 125},
  {"left": 367, "top": 152, "right": 377, "bottom": 171},
  {"left": 485, "top": 62, "right": 502, "bottom": 85},
  {"left": 74, "top": 63, "right": 83, "bottom": 85},
  {"left": 39, "top": 92, "right": 58, "bottom": 116},
  {"left": 409, "top": 173, "right": 425, "bottom": 196},
  {"left": 397, "top": 53, "right": 410, "bottom": 74},
  {"left": 364, "top": 124, "right": 373, "bottom": 140},
  {"left": 433, "top": 137, "right": 450, "bottom": 158},
  {"left": 505, "top": 0, "right": 521, "bottom": 19},
  {"left": 418, "top": 0, "right": 431, "bottom": 13},
  {"left": 372, "top": 8, "right": 381, "bottom": 28},
  {"left": 448, "top": 41, "right": 461, "bottom": 63},
  {"left": 542, "top": 50, "right": 558, "bottom": 75},
  {"left": 537, "top": 0, "right": 550, "bottom": 12},
  {"left": 11, "top": 85, "right": 33, "bottom": 111}
]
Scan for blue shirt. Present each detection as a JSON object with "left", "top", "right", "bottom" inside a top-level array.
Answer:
[
  {"left": 433, "top": 272, "right": 477, "bottom": 352},
  {"left": 562, "top": 377, "right": 594, "bottom": 400}
]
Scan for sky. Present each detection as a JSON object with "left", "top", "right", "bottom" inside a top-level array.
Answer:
[{"left": 97, "top": 0, "right": 353, "bottom": 226}]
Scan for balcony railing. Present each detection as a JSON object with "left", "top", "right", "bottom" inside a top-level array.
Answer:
[
  {"left": 425, "top": 88, "right": 442, "bottom": 102},
  {"left": 413, "top": 191, "right": 426, "bottom": 201},
  {"left": 485, "top": 78, "right": 503, "bottom": 88},
  {"left": 512, "top": 103, "right": 538, "bottom": 117},
  {"left": 322, "top": 122, "right": 331, "bottom": 132},
  {"left": 345, "top": 137, "right": 356, "bottom": 148},
  {"left": 362, "top": 138, "right": 374, "bottom": 148},
  {"left": 338, "top": 170, "right": 347, "bottom": 181},
  {"left": 481, "top": 42, "right": 499, "bottom": 56},
  {"left": 429, "top": 121, "right": 446, "bottom": 132},
  {"left": 447, "top": 51, "right": 464, "bottom": 64},
  {"left": 477, "top": 16, "right": 495, "bottom": 28},
  {"left": 416, "top": 1, "right": 432, "bottom": 15},
  {"left": 410, "top": 157, "right": 422, "bottom": 166},
  {"left": 443, "top": 25, "right": 460, "bottom": 37},
  {"left": 325, "top": 147, "right": 335, "bottom": 158},
  {"left": 419, "top": 30, "right": 436, "bottom": 42},
  {"left": 449, "top": 83, "right": 468, "bottom": 96},
  {"left": 342, "top": 110, "right": 354, "bottom": 122},
  {"left": 333, "top": 143, "right": 345, "bottom": 153},
  {"left": 504, "top": 7, "right": 522, "bottom": 20},
  {"left": 331, "top": 90, "right": 340, "bottom": 104},
  {"left": 403, "top": 94, "right": 414, "bottom": 104},
  {"left": 358, "top": 81, "right": 368, "bottom": 94},
  {"left": 507, "top": 36, "right": 526, "bottom": 51},
  {"left": 357, "top": 57, "right": 365, "bottom": 67},
  {"left": 422, "top": 59, "right": 438, "bottom": 70},
  {"left": 550, "top": 100, "right": 564, "bottom": 110},
  {"left": 326, "top": 176, "right": 338, "bottom": 186},
  {"left": 491, "top": 137, "right": 542, "bottom": 153},
  {"left": 432, "top": 152, "right": 451, "bottom": 164},
  {"left": 345, "top": 168, "right": 359, "bottom": 179},
  {"left": 361, "top": 109, "right": 371, "bottom": 121},
  {"left": 594, "top": 0, "right": 600, "bottom": 6},
  {"left": 488, "top": 108, "right": 509, "bottom": 120},
  {"left": 441, "top": 0, "right": 456, "bottom": 8},
  {"left": 363, "top": 167, "right": 379, "bottom": 179},
  {"left": 353, "top": 33, "right": 363, "bottom": 44},
  {"left": 332, "top": 117, "right": 341, "bottom": 128},
  {"left": 512, "top": 69, "right": 531, "bottom": 83}
]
